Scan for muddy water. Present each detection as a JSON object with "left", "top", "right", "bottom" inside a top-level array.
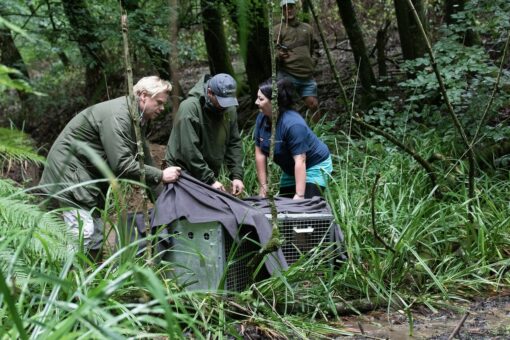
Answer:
[{"left": 340, "top": 293, "right": 510, "bottom": 339}]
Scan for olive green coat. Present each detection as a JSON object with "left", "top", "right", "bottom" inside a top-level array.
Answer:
[
  {"left": 40, "top": 96, "right": 162, "bottom": 210},
  {"left": 164, "top": 75, "right": 243, "bottom": 184},
  {"left": 274, "top": 19, "right": 315, "bottom": 79}
]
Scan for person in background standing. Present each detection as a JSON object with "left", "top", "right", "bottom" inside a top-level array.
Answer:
[{"left": 275, "top": 0, "right": 320, "bottom": 119}]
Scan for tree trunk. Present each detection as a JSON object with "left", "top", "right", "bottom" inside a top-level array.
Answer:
[
  {"left": 121, "top": 0, "right": 184, "bottom": 96},
  {"left": 0, "top": 27, "right": 29, "bottom": 79},
  {"left": 169, "top": 0, "right": 182, "bottom": 116},
  {"left": 200, "top": 0, "right": 235, "bottom": 76},
  {"left": 376, "top": 21, "right": 390, "bottom": 79},
  {"left": 225, "top": 0, "right": 271, "bottom": 98},
  {"left": 0, "top": 26, "right": 30, "bottom": 119},
  {"left": 394, "top": 0, "right": 428, "bottom": 60},
  {"left": 336, "top": 0, "right": 377, "bottom": 99},
  {"left": 444, "top": 0, "right": 480, "bottom": 46},
  {"left": 61, "top": 0, "right": 112, "bottom": 103}
]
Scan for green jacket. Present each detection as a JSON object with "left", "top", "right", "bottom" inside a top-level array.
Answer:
[
  {"left": 275, "top": 19, "right": 315, "bottom": 79},
  {"left": 40, "top": 96, "right": 162, "bottom": 210},
  {"left": 165, "top": 75, "right": 243, "bottom": 184}
]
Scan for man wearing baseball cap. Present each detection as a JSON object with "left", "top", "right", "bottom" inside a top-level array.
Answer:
[{"left": 164, "top": 73, "right": 244, "bottom": 195}]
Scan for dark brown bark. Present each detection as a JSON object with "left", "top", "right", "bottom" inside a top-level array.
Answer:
[
  {"left": 224, "top": 0, "right": 271, "bottom": 98},
  {"left": 444, "top": 0, "right": 480, "bottom": 46},
  {"left": 200, "top": 0, "right": 235, "bottom": 76},
  {"left": 43, "top": 0, "right": 69, "bottom": 67},
  {"left": 0, "top": 26, "right": 30, "bottom": 110},
  {"left": 61, "top": 0, "right": 111, "bottom": 103},
  {"left": 169, "top": 0, "right": 181, "bottom": 116},
  {"left": 394, "top": 0, "right": 428, "bottom": 60},
  {"left": 336, "top": 0, "right": 377, "bottom": 97},
  {"left": 120, "top": 0, "right": 183, "bottom": 96},
  {"left": 376, "top": 21, "right": 391, "bottom": 79},
  {"left": 0, "top": 27, "right": 29, "bottom": 79}
]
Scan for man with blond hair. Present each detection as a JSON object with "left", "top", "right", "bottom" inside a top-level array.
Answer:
[{"left": 40, "top": 76, "right": 181, "bottom": 258}]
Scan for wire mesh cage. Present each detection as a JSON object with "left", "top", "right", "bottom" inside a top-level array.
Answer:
[{"left": 266, "top": 213, "right": 335, "bottom": 265}]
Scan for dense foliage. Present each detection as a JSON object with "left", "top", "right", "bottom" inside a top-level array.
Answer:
[{"left": 0, "top": 0, "right": 509, "bottom": 338}]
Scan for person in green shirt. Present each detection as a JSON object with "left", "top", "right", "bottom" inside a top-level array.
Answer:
[
  {"left": 40, "top": 76, "right": 181, "bottom": 256},
  {"left": 275, "top": 0, "right": 319, "bottom": 117},
  {"left": 164, "top": 73, "right": 244, "bottom": 195}
]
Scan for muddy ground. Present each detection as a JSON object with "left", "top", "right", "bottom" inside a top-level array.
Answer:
[{"left": 341, "top": 290, "right": 510, "bottom": 339}]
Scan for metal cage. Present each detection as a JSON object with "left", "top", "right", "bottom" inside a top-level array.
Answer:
[
  {"left": 163, "top": 220, "right": 260, "bottom": 291},
  {"left": 266, "top": 213, "right": 335, "bottom": 265}
]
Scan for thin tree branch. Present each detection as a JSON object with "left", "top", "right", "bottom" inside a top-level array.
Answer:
[
  {"left": 121, "top": 9, "right": 152, "bottom": 265},
  {"left": 447, "top": 312, "right": 469, "bottom": 340},
  {"left": 472, "top": 31, "right": 510, "bottom": 144},
  {"left": 404, "top": 0, "right": 474, "bottom": 220},
  {"left": 248, "top": 0, "right": 283, "bottom": 269},
  {"left": 352, "top": 115, "right": 438, "bottom": 192},
  {"left": 306, "top": 0, "right": 349, "bottom": 108}
]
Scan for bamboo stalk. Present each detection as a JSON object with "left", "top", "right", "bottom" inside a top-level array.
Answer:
[{"left": 121, "top": 10, "right": 152, "bottom": 265}]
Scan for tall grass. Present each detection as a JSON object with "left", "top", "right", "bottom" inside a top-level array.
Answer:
[{"left": 1, "top": 120, "right": 509, "bottom": 338}]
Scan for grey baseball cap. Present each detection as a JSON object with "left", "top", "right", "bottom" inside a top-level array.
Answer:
[
  {"left": 208, "top": 73, "right": 238, "bottom": 108},
  {"left": 280, "top": 0, "right": 296, "bottom": 6}
]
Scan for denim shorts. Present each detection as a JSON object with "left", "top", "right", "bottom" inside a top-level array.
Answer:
[{"left": 278, "top": 71, "right": 318, "bottom": 97}]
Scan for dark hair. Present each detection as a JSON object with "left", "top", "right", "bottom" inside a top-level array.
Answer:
[{"left": 258, "top": 78, "right": 295, "bottom": 111}]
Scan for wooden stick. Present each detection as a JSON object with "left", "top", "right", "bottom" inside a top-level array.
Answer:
[{"left": 448, "top": 311, "right": 469, "bottom": 340}]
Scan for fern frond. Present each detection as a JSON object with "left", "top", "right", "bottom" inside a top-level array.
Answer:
[
  {"left": 0, "top": 127, "right": 45, "bottom": 164},
  {"left": 0, "top": 197, "right": 76, "bottom": 264},
  {"left": 0, "top": 178, "right": 32, "bottom": 201}
]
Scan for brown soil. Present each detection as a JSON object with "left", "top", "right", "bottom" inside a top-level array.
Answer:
[{"left": 341, "top": 291, "right": 510, "bottom": 339}]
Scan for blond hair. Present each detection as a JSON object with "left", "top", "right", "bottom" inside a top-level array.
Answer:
[{"left": 133, "top": 76, "right": 172, "bottom": 97}]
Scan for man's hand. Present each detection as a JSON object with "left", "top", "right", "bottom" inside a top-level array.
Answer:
[
  {"left": 231, "top": 179, "right": 245, "bottom": 196},
  {"left": 278, "top": 49, "right": 289, "bottom": 60},
  {"left": 212, "top": 181, "right": 226, "bottom": 192},
  {"left": 161, "top": 166, "right": 181, "bottom": 183}
]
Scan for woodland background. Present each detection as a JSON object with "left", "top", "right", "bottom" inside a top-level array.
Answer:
[{"left": 0, "top": 0, "right": 509, "bottom": 338}]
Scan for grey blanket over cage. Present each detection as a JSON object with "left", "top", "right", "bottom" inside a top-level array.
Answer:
[
  {"left": 151, "top": 173, "right": 287, "bottom": 273},
  {"left": 128, "top": 173, "right": 345, "bottom": 273}
]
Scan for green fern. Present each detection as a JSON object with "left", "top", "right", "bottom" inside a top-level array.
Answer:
[
  {"left": 0, "top": 127, "right": 45, "bottom": 164},
  {"left": 0, "top": 178, "right": 32, "bottom": 201},
  {"left": 0, "top": 180, "right": 75, "bottom": 279}
]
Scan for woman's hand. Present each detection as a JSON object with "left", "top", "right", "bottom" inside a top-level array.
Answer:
[
  {"left": 258, "top": 184, "right": 267, "bottom": 198},
  {"left": 293, "top": 193, "right": 305, "bottom": 200}
]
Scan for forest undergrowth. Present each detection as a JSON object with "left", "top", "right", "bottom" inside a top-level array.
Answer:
[
  {"left": 1, "top": 0, "right": 510, "bottom": 338},
  {"left": 1, "top": 115, "right": 509, "bottom": 338}
]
